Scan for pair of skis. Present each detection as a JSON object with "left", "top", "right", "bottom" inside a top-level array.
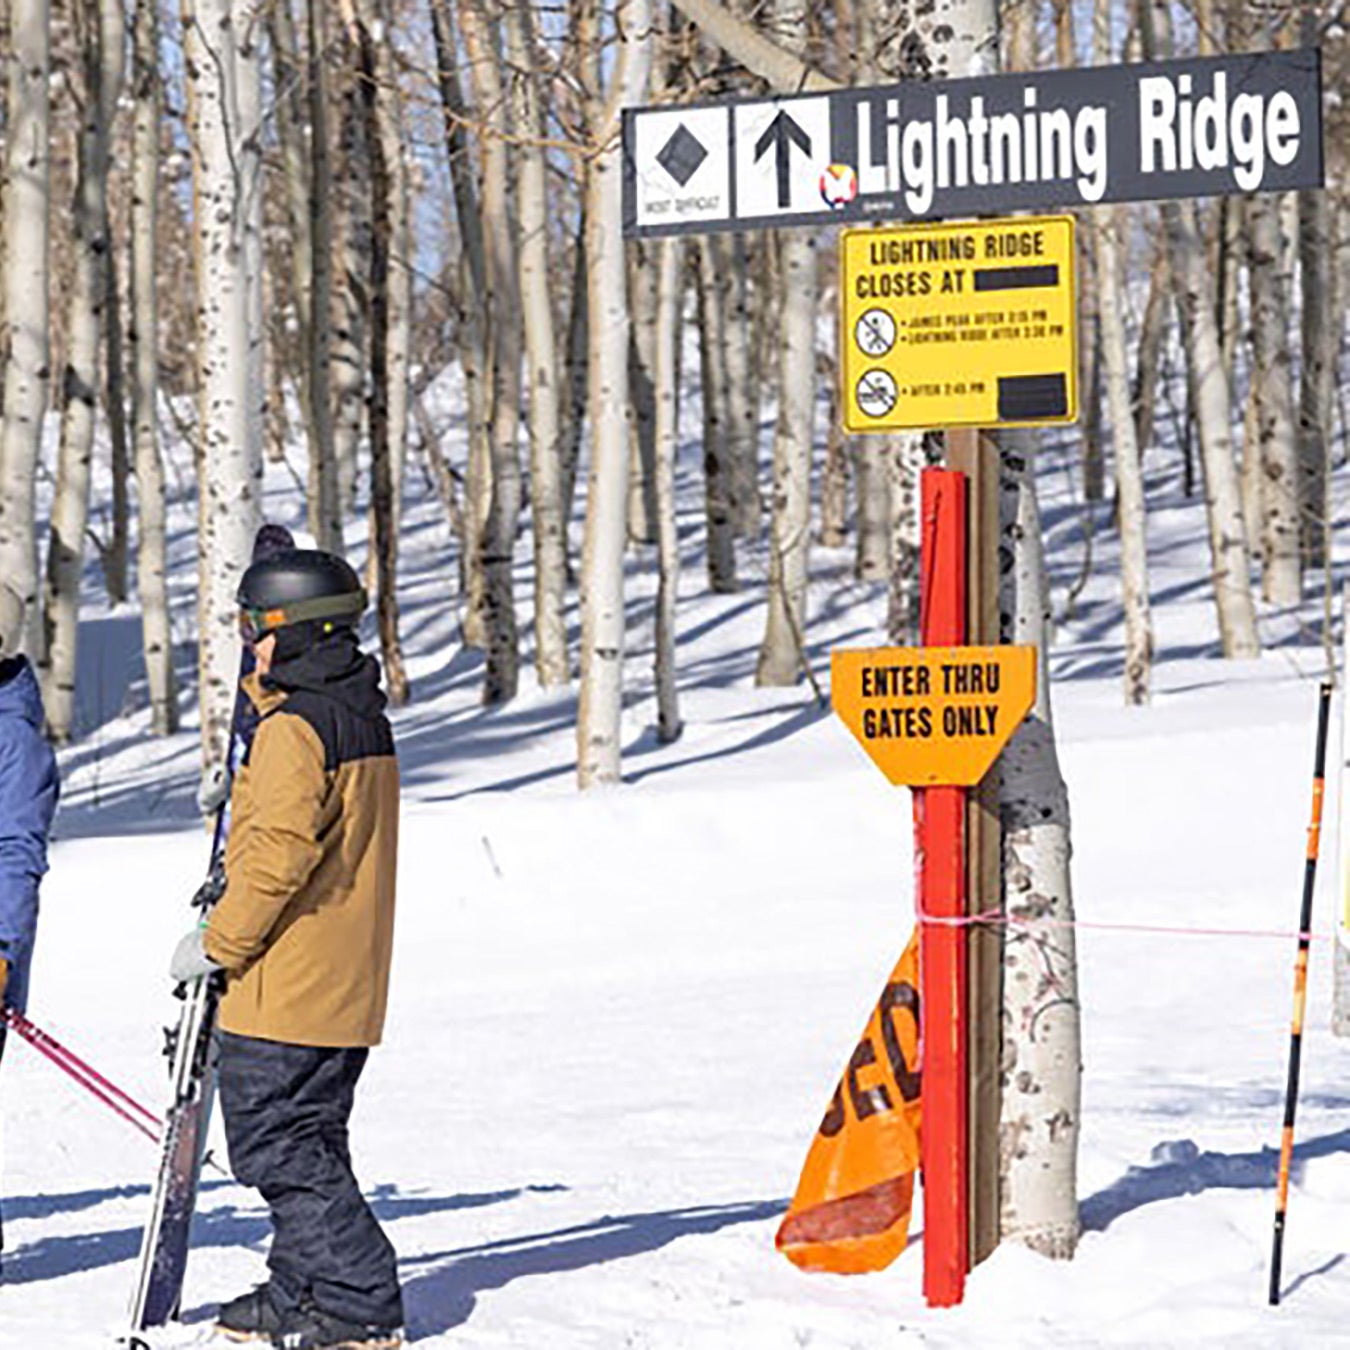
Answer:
[{"left": 125, "top": 524, "right": 293, "bottom": 1344}]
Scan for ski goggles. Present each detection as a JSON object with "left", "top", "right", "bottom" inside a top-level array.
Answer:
[
  {"left": 238, "top": 607, "right": 287, "bottom": 644},
  {"left": 237, "top": 591, "right": 368, "bottom": 644}
]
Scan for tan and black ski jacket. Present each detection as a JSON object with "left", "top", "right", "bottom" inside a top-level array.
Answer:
[{"left": 204, "top": 638, "right": 399, "bottom": 1048}]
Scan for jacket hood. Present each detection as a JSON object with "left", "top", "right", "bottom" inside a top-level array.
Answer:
[
  {"left": 263, "top": 631, "right": 387, "bottom": 720},
  {"left": 0, "top": 657, "right": 45, "bottom": 729}
]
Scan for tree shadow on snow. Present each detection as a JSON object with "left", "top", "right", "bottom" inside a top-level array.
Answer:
[
  {"left": 1080, "top": 1126, "right": 1350, "bottom": 1233},
  {"left": 400, "top": 1198, "right": 786, "bottom": 1341},
  {"left": 0, "top": 1182, "right": 561, "bottom": 1289}
]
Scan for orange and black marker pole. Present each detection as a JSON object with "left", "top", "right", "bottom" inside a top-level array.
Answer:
[{"left": 1269, "top": 680, "right": 1333, "bottom": 1306}]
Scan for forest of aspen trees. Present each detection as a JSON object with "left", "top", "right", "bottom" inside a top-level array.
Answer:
[{"left": 0, "top": 0, "right": 1346, "bottom": 1297}]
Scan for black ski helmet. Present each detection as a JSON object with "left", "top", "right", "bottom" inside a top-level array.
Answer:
[{"left": 237, "top": 548, "right": 366, "bottom": 642}]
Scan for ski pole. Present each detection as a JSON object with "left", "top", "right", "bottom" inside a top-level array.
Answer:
[
  {"left": 1269, "top": 680, "right": 1333, "bottom": 1306},
  {"left": 2, "top": 1007, "right": 163, "bottom": 1145}
]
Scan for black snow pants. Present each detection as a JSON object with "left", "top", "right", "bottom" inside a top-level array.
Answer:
[{"left": 216, "top": 1030, "right": 403, "bottom": 1328}]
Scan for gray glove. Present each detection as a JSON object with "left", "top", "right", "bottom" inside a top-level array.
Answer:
[
  {"left": 170, "top": 927, "right": 223, "bottom": 983},
  {"left": 197, "top": 763, "right": 230, "bottom": 817}
]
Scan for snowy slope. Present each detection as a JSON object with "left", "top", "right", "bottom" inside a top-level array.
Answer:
[{"left": 3, "top": 398, "right": 1349, "bottom": 1348}]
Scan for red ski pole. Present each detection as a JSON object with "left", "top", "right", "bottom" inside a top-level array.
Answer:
[{"left": 2, "top": 1007, "right": 162, "bottom": 1145}]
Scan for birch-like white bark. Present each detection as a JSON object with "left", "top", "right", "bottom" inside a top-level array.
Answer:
[
  {"left": 428, "top": 0, "right": 490, "bottom": 644},
  {"left": 1158, "top": 85, "right": 1257, "bottom": 649},
  {"left": 101, "top": 0, "right": 129, "bottom": 605},
  {"left": 44, "top": 0, "right": 120, "bottom": 742},
  {"left": 627, "top": 241, "right": 659, "bottom": 547},
  {"left": 505, "top": 0, "right": 568, "bottom": 686},
  {"left": 885, "top": 432, "right": 925, "bottom": 645},
  {"left": 343, "top": 0, "right": 409, "bottom": 704},
  {"left": 653, "top": 236, "right": 683, "bottom": 743},
  {"left": 853, "top": 442, "right": 889, "bottom": 581},
  {"left": 236, "top": 0, "right": 266, "bottom": 488},
  {"left": 187, "top": 0, "right": 261, "bottom": 770},
  {"left": 998, "top": 430, "right": 1081, "bottom": 1260},
  {"left": 576, "top": 0, "right": 652, "bottom": 787},
  {"left": 130, "top": 0, "right": 176, "bottom": 734},
  {"left": 1246, "top": 193, "right": 1300, "bottom": 606},
  {"left": 1091, "top": 0, "right": 1149, "bottom": 704},
  {"left": 1142, "top": 0, "right": 1257, "bottom": 657},
  {"left": 696, "top": 237, "right": 737, "bottom": 592},
  {"left": 460, "top": 0, "right": 522, "bottom": 701},
  {"left": 0, "top": 0, "right": 51, "bottom": 656},
  {"left": 725, "top": 237, "right": 760, "bottom": 539},
  {"left": 331, "top": 81, "right": 367, "bottom": 517},
  {"left": 1096, "top": 204, "right": 1152, "bottom": 705},
  {"left": 755, "top": 225, "right": 815, "bottom": 683}
]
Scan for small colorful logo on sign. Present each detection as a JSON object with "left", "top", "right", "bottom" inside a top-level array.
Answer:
[{"left": 820, "top": 162, "right": 859, "bottom": 209}]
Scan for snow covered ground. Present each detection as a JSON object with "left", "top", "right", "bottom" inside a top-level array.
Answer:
[{"left": 3, "top": 394, "right": 1350, "bottom": 1348}]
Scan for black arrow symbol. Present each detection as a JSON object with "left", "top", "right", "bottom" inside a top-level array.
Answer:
[{"left": 754, "top": 109, "right": 812, "bottom": 210}]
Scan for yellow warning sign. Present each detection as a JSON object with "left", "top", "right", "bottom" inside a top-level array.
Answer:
[
  {"left": 840, "top": 217, "right": 1078, "bottom": 433},
  {"left": 831, "top": 646, "right": 1036, "bottom": 786}
]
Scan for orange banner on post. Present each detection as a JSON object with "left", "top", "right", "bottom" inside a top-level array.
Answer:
[{"left": 776, "top": 932, "right": 923, "bottom": 1274}]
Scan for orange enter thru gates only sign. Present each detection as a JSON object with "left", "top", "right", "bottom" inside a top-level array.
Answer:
[{"left": 832, "top": 646, "right": 1036, "bottom": 786}]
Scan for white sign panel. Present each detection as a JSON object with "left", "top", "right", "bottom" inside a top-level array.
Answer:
[
  {"left": 732, "top": 97, "right": 833, "bottom": 219},
  {"left": 630, "top": 106, "right": 731, "bottom": 231}
]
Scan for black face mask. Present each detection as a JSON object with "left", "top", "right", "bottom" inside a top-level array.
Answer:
[{"left": 272, "top": 621, "right": 324, "bottom": 665}]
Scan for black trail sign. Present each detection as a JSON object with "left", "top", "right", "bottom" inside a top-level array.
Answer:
[{"left": 623, "top": 49, "right": 1323, "bottom": 239}]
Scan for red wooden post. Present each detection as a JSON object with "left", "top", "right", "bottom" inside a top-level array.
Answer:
[{"left": 916, "top": 466, "right": 969, "bottom": 1307}]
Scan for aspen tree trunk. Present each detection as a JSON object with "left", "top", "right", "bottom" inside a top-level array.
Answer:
[
  {"left": 130, "top": 0, "right": 176, "bottom": 734},
  {"left": 853, "top": 442, "right": 890, "bottom": 580},
  {"left": 1240, "top": 384, "right": 1262, "bottom": 555},
  {"left": 429, "top": 0, "right": 491, "bottom": 641},
  {"left": 460, "top": 0, "right": 522, "bottom": 701},
  {"left": 187, "top": 0, "right": 261, "bottom": 770},
  {"left": 1246, "top": 193, "right": 1300, "bottom": 606},
  {"left": 999, "top": 430, "right": 1081, "bottom": 1259},
  {"left": 755, "top": 198, "right": 815, "bottom": 681},
  {"left": 368, "top": 8, "right": 411, "bottom": 583},
  {"left": 1216, "top": 196, "right": 1242, "bottom": 374},
  {"left": 696, "top": 237, "right": 737, "bottom": 592},
  {"left": 505, "top": 0, "right": 568, "bottom": 686},
  {"left": 0, "top": 0, "right": 51, "bottom": 656},
  {"left": 101, "top": 0, "right": 128, "bottom": 606},
  {"left": 236, "top": 1, "right": 266, "bottom": 481},
  {"left": 576, "top": 0, "right": 652, "bottom": 787},
  {"left": 922, "top": 0, "right": 1084, "bottom": 1258},
  {"left": 307, "top": 0, "right": 338, "bottom": 550},
  {"left": 345, "top": 0, "right": 408, "bottom": 704},
  {"left": 653, "top": 236, "right": 683, "bottom": 743},
  {"left": 1092, "top": 0, "right": 1150, "bottom": 705},
  {"left": 627, "top": 240, "right": 660, "bottom": 546},
  {"left": 1144, "top": 0, "right": 1258, "bottom": 658},
  {"left": 819, "top": 368, "right": 848, "bottom": 548},
  {"left": 271, "top": 0, "right": 339, "bottom": 551},
  {"left": 332, "top": 81, "right": 367, "bottom": 517},
  {"left": 1132, "top": 239, "right": 1168, "bottom": 456},
  {"left": 885, "top": 432, "right": 925, "bottom": 644},
  {"left": 726, "top": 235, "right": 761, "bottom": 538},
  {"left": 561, "top": 223, "right": 589, "bottom": 533},
  {"left": 1297, "top": 185, "right": 1332, "bottom": 573},
  {"left": 1097, "top": 210, "right": 1151, "bottom": 705},
  {"left": 44, "top": 0, "right": 120, "bottom": 742}
]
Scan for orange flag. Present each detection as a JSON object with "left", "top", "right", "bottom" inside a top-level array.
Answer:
[{"left": 776, "top": 931, "right": 922, "bottom": 1274}]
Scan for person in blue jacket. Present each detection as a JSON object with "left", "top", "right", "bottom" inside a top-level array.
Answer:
[{"left": 0, "top": 580, "right": 60, "bottom": 1250}]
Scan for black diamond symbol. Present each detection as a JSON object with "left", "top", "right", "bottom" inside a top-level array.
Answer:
[{"left": 657, "top": 124, "right": 707, "bottom": 188}]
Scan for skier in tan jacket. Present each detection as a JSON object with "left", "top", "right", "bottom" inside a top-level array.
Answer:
[{"left": 170, "top": 549, "right": 402, "bottom": 1350}]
